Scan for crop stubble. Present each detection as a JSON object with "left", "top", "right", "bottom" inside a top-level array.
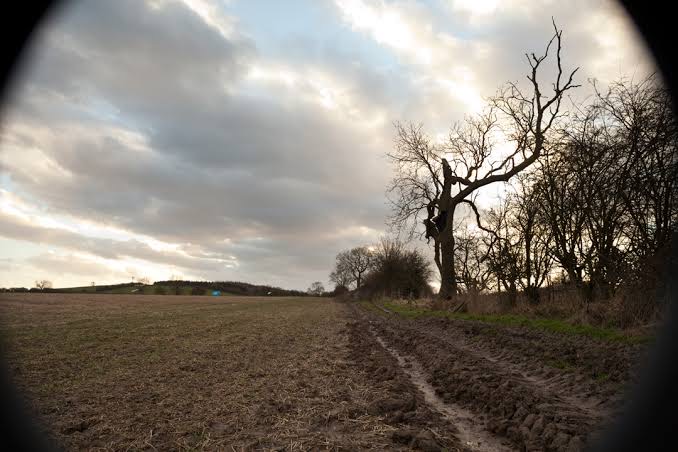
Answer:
[
  {"left": 0, "top": 294, "right": 463, "bottom": 450},
  {"left": 0, "top": 294, "right": 645, "bottom": 451}
]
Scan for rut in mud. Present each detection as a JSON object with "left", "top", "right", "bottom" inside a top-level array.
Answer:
[
  {"left": 351, "top": 303, "right": 646, "bottom": 452},
  {"left": 369, "top": 323, "right": 514, "bottom": 452}
]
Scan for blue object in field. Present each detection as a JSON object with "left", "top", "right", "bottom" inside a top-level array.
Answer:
[{"left": 212, "top": 290, "right": 221, "bottom": 296}]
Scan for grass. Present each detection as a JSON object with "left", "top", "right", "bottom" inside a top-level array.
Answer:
[
  {"left": 376, "top": 301, "right": 651, "bottom": 344},
  {"left": 359, "top": 300, "right": 384, "bottom": 315},
  {"left": 594, "top": 372, "right": 611, "bottom": 382},
  {"left": 545, "top": 359, "right": 576, "bottom": 371}
]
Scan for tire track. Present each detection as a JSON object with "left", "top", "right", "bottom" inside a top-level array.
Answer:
[
  {"left": 360, "top": 308, "right": 615, "bottom": 451},
  {"left": 368, "top": 322, "right": 515, "bottom": 452},
  {"left": 403, "top": 322, "right": 609, "bottom": 419}
]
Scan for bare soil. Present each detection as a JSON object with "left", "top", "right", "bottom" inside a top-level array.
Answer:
[
  {"left": 0, "top": 294, "right": 647, "bottom": 451},
  {"left": 354, "top": 303, "right": 647, "bottom": 451},
  {"left": 0, "top": 294, "right": 465, "bottom": 451}
]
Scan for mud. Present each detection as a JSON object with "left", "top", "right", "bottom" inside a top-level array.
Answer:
[
  {"left": 369, "top": 325, "right": 514, "bottom": 452},
  {"left": 350, "top": 304, "right": 648, "bottom": 452},
  {"left": 344, "top": 316, "right": 466, "bottom": 451}
]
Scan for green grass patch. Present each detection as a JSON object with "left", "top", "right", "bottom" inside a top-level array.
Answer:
[
  {"left": 377, "top": 301, "right": 651, "bottom": 344},
  {"left": 594, "top": 372, "right": 610, "bottom": 382},
  {"left": 545, "top": 359, "right": 576, "bottom": 371},
  {"left": 358, "top": 300, "right": 384, "bottom": 315}
]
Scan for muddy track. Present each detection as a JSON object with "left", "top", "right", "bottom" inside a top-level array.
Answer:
[
  {"left": 411, "top": 315, "right": 643, "bottom": 404},
  {"left": 368, "top": 325, "right": 515, "bottom": 452},
  {"left": 344, "top": 314, "right": 467, "bottom": 451},
  {"left": 350, "top": 304, "right": 647, "bottom": 451}
]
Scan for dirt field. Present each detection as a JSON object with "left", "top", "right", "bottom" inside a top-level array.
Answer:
[{"left": 0, "top": 294, "right": 647, "bottom": 451}]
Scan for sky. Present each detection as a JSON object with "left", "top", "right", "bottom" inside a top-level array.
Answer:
[{"left": 0, "top": 0, "right": 656, "bottom": 290}]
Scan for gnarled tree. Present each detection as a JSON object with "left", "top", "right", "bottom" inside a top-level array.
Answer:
[
  {"left": 388, "top": 22, "right": 579, "bottom": 298},
  {"left": 34, "top": 280, "right": 53, "bottom": 290},
  {"left": 329, "top": 264, "right": 353, "bottom": 292}
]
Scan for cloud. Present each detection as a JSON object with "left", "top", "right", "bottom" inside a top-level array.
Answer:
[
  {"left": 333, "top": 0, "right": 653, "bottom": 120},
  {"left": 0, "top": 0, "right": 656, "bottom": 289}
]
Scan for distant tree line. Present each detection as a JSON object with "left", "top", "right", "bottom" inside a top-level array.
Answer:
[
  {"left": 1, "top": 280, "right": 308, "bottom": 297},
  {"left": 0, "top": 287, "right": 60, "bottom": 293},
  {"left": 146, "top": 280, "right": 308, "bottom": 297},
  {"left": 1, "top": 280, "right": 57, "bottom": 293}
]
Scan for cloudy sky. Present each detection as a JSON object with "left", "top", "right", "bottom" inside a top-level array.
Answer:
[{"left": 0, "top": 0, "right": 655, "bottom": 290}]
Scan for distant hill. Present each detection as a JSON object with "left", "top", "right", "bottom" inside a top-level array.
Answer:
[
  {"left": 149, "top": 280, "right": 308, "bottom": 297},
  {"left": 1, "top": 280, "right": 308, "bottom": 297}
]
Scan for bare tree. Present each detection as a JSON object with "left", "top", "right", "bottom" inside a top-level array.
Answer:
[
  {"left": 34, "top": 280, "right": 53, "bottom": 290},
  {"left": 389, "top": 22, "right": 579, "bottom": 298},
  {"left": 565, "top": 103, "right": 628, "bottom": 299},
  {"left": 387, "top": 122, "right": 444, "bottom": 273},
  {"left": 307, "top": 281, "right": 325, "bottom": 296},
  {"left": 509, "top": 175, "right": 554, "bottom": 302},
  {"left": 528, "top": 74, "right": 676, "bottom": 303},
  {"left": 594, "top": 75, "right": 678, "bottom": 268},
  {"left": 534, "top": 152, "right": 593, "bottom": 299},
  {"left": 454, "top": 229, "right": 492, "bottom": 294},
  {"left": 329, "top": 264, "right": 353, "bottom": 291},
  {"left": 332, "top": 246, "right": 374, "bottom": 290},
  {"left": 483, "top": 200, "right": 522, "bottom": 303}
]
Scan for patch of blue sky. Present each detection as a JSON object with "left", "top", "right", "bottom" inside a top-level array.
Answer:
[
  {"left": 52, "top": 94, "right": 157, "bottom": 144},
  {"left": 80, "top": 97, "right": 148, "bottom": 132},
  {"left": 0, "top": 179, "right": 52, "bottom": 214},
  {"left": 393, "top": 0, "right": 488, "bottom": 41},
  {"left": 85, "top": 97, "right": 121, "bottom": 123},
  {"left": 226, "top": 0, "right": 403, "bottom": 71},
  {"left": 0, "top": 172, "right": 14, "bottom": 192}
]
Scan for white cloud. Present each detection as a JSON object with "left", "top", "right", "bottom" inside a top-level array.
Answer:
[
  {"left": 0, "top": 0, "right": 658, "bottom": 290},
  {"left": 243, "top": 61, "right": 388, "bottom": 127},
  {"left": 449, "top": 0, "right": 499, "bottom": 18},
  {"left": 336, "top": 0, "right": 421, "bottom": 57},
  {"left": 176, "top": 0, "right": 237, "bottom": 39},
  {"left": 333, "top": 0, "right": 486, "bottom": 118},
  {"left": 0, "top": 189, "right": 237, "bottom": 270}
]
